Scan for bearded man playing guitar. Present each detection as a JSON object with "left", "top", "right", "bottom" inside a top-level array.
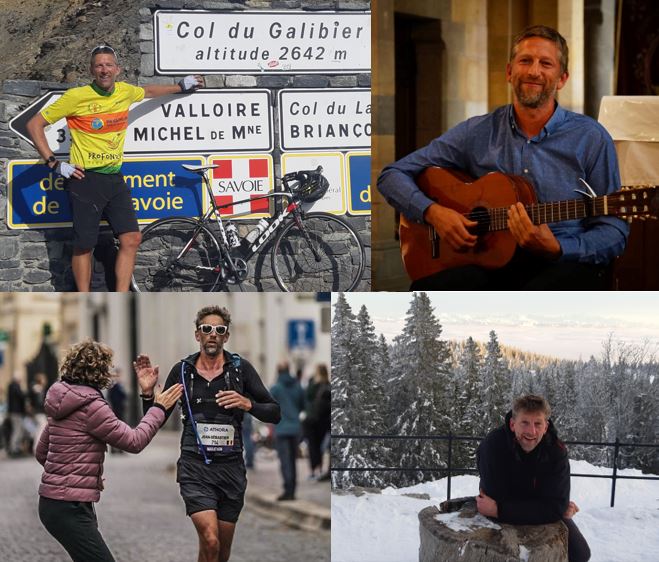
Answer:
[{"left": 378, "top": 25, "right": 630, "bottom": 290}]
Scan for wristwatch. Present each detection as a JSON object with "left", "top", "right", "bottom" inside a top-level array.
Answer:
[{"left": 46, "top": 155, "right": 57, "bottom": 169}]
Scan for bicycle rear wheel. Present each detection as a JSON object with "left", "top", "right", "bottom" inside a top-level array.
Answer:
[
  {"left": 131, "top": 218, "right": 224, "bottom": 292},
  {"left": 271, "top": 212, "right": 365, "bottom": 291}
]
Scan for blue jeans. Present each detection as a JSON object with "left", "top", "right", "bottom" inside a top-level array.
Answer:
[
  {"left": 275, "top": 435, "right": 298, "bottom": 496},
  {"left": 242, "top": 414, "right": 255, "bottom": 468}
]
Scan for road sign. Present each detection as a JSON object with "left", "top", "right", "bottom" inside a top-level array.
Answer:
[
  {"left": 280, "top": 152, "right": 346, "bottom": 214},
  {"left": 154, "top": 10, "right": 371, "bottom": 74},
  {"left": 346, "top": 151, "right": 371, "bottom": 215},
  {"left": 9, "top": 90, "right": 65, "bottom": 149},
  {"left": 206, "top": 154, "right": 274, "bottom": 219},
  {"left": 126, "top": 90, "right": 273, "bottom": 153},
  {"left": 10, "top": 89, "right": 273, "bottom": 155},
  {"left": 278, "top": 88, "right": 371, "bottom": 151},
  {"left": 287, "top": 319, "right": 315, "bottom": 350},
  {"left": 7, "top": 156, "right": 206, "bottom": 229}
]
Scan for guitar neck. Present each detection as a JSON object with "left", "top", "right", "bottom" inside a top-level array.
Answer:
[{"left": 487, "top": 196, "right": 606, "bottom": 231}]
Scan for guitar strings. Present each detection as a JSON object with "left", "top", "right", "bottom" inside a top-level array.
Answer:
[{"left": 457, "top": 200, "right": 604, "bottom": 231}]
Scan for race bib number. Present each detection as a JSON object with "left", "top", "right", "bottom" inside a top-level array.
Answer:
[{"left": 197, "top": 423, "right": 235, "bottom": 448}]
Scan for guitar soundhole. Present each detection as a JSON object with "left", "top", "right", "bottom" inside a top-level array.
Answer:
[{"left": 468, "top": 206, "right": 491, "bottom": 236}]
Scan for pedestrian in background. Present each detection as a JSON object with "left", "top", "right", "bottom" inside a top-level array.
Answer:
[
  {"left": 108, "top": 372, "right": 127, "bottom": 454},
  {"left": 270, "top": 361, "right": 305, "bottom": 501},
  {"left": 242, "top": 412, "right": 255, "bottom": 469},
  {"left": 36, "top": 339, "right": 182, "bottom": 562},
  {"left": 28, "top": 373, "right": 49, "bottom": 450},
  {"left": 8, "top": 375, "right": 27, "bottom": 457},
  {"left": 304, "top": 364, "right": 331, "bottom": 481}
]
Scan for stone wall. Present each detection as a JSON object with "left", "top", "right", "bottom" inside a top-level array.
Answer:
[
  {"left": 419, "top": 497, "right": 568, "bottom": 562},
  {"left": 0, "top": 0, "right": 371, "bottom": 291}
]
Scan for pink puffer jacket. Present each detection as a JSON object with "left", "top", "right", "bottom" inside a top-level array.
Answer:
[{"left": 35, "top": 381, "right": 165, "bottom": 502}]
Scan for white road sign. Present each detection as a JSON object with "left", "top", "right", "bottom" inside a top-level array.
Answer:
[
  {"left": 154, "top": 10, "right": 371, "bottom": 74},
  {"left": 278, "top": 89, "right": 371, "bottom": 151},
  {"left": 281, "top": 152, "right": 346, "bottom": 214},
  {"left": 18, "top": 89, "right": 272, "bottom": 155}
]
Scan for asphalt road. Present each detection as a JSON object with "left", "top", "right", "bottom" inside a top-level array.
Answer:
[{"left": 0, "top": 430, "right": 330, "bottom": 562}]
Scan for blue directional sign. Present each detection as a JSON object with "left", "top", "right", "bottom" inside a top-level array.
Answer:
[
  {"left": 287, "top": 319, "right": 316, "bottom": 350},
  {"left": 7, "top": 156, "right": 206, "bottom": 229},
  {"left": 346, "top": 151, "right": 371, "bottom": 215}
]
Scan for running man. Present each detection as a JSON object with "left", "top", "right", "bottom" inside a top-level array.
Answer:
[
  {"left": 134, "top": 305, "right": 281, "bottom": 562},
  {"left": 26, "top": 43, "right": 205, "bottom": 291}
]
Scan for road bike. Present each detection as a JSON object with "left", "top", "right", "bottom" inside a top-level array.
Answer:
[{"left": 130, "top": 164, "right": 366, "bottom": 292}]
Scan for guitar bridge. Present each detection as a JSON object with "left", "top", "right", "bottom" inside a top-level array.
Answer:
[{"left": 429, "top": 226, "right": 440, "bottom": 259}]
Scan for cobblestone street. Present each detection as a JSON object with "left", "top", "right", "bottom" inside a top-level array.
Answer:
[{"left": 0, "top": 431, "right": 330, "bottom": 562}]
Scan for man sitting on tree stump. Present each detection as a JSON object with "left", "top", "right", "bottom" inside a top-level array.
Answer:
[{"left": 476, "top": 394, "right": 591, "bottom": 562}]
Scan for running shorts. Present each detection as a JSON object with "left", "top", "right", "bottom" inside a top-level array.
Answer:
[{"left": 176, "top": 453, "right": 247, "bottom": 523}]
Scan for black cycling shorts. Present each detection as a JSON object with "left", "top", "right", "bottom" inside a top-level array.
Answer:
[
  {"left": 65, "top": 171, "right": 138, "bottom": 249},
  {"left": 176, "top": 453, "right": 247, "bottom": 523}
]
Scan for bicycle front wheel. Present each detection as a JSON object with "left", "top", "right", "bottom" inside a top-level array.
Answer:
[
  {"left": 272, "top": 212, "right": 365, "bottom": 292},
  {"left": 132, "top": 218, "right": 224, "bottom": 292}
]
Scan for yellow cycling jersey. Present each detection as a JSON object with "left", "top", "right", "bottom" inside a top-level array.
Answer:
[{"left": 41, "top": 81, "right": 145, "bottom": 174}]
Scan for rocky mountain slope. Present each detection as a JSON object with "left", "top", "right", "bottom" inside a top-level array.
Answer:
[{"left": 0, "top": 0, "right": 143, "bottom": 84}]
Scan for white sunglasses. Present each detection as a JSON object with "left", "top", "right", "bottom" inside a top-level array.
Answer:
[{"left": 197, "top": 324, "right": 228, "bottom": 336}]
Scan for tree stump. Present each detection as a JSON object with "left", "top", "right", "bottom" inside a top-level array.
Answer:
[{"left": 418, "top": 496, "right": 568, "bottom": 562}]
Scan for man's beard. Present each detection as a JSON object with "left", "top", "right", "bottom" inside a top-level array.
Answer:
[
  {"left": 202, "top": 341, "right": 222, "bottom": 357},
  {"left": 514, "top": 78, "right": 557, "bottom": 109}
]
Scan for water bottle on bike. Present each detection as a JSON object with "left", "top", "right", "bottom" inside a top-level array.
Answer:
[
  {"left": 225, "top": 222, "right": 241, "bottom": 248},
  {"left": 245, "top": 218, "right": 270, "bottom": 244}
]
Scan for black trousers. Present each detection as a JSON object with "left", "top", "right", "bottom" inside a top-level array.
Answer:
[
  {"left": 38, "top": 496, "right": 115, "bottom": 562},
  {"left": 564, "top": 517, "right": 591, "bottom": 562},
  {"left": 410, "top": 248, "right": 609, "bottom": 290}
]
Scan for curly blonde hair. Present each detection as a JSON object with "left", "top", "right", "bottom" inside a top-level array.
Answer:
[{"left": 60, "top": 339, "right": 114, "bottom": 389}]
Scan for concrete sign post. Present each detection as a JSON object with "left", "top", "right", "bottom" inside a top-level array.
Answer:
[
  {"left": 278, "top": 88, "right": 371, "bottom": 151},
  {"left": 154, "top": 10, "right": 371, "bottom": 74},
  {"left": 281, "top": 152, "right": 346, "bottom": 214},
  {"left": 206, "top": 154, "right": 274, "bottom": 219}
]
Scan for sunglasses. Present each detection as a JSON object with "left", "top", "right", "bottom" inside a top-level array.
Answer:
[
  {"left": 91, "top": 44, "right": 117, "bottom": 56},
  {"left": 197, "top": 324, "right": 228, "bottom": 336}
]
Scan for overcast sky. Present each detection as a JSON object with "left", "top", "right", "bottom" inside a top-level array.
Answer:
[{"left": 339, "top": 292, "right": 659, "bottom": 360}]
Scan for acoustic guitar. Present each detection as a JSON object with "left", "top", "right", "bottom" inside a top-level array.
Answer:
[{"left": 399, "top": 167, "right": 659, "bottom": 282}]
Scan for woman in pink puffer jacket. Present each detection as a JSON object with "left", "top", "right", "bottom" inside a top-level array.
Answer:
[{"left": 35, "top": 339, "right": 182, "bottom": 562}]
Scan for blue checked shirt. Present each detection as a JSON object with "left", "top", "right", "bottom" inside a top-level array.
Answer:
[{"left": 377, "top": 103, "right": 629, "bottom": 264}]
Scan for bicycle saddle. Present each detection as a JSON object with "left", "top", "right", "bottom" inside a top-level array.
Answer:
[{"left": 181, "top": 164, "right": 220, "bottom": 173}]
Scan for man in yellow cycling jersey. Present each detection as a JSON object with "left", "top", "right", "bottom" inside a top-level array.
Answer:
[{"left": 26, "top": 44, "right": 204, "bottom": 292}]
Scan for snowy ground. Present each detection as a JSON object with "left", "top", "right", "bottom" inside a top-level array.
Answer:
[{"left": 331, "top": 460, "right": 659, "bottom": 562}]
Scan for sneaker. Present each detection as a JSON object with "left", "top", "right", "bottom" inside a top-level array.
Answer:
[{"left": 277, "top": 493, "right": 295, "bottom": 501}]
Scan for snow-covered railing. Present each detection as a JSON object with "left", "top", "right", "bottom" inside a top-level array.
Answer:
[{"left": 331, "top": 433, "right": 659, "bottom": 507}]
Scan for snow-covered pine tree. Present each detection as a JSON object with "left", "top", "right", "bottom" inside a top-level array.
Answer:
[
  {"left": 481, "top": 330, "right": 511, "bottom": 433},
  {"left": 453, "top": 336, "right": 484, "bottom": 468},
  {"left": 346, "top": 305, "right": 388, "bottom": 487},
  {"left": 389, "top": 292, "right": 452, "bottom": 486},
  {"left": 330, "top": 293, "right": 357, "bottom": 488}
]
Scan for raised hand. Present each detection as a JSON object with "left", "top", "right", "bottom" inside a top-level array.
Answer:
[
  {"left": 133, "top": 354, "right": 159, "bottom": 395},
  {"left": 154, "top": 384, "right": 183, "bottom": 410}
]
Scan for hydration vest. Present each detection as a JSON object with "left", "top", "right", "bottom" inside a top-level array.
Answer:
[{"left": 179, "top": 352, "right": 245, "bottom": 462}]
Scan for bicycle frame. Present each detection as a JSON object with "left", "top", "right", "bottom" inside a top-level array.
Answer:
[{"left": 197, "top": 169, "right": 304, "bottom": 261}]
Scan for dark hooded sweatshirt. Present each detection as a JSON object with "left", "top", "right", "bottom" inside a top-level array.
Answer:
[{"left": 476, "top": 410, "right": 570, "bottom": 525}]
